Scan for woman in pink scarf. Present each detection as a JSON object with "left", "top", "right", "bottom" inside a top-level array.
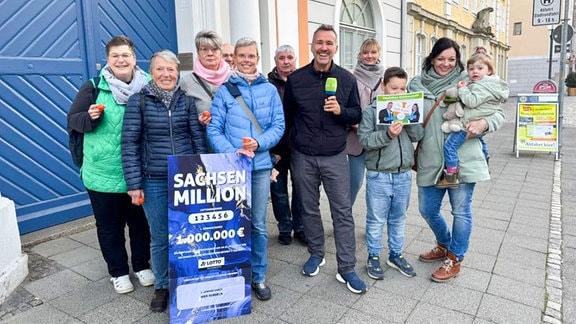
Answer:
[{"left": 180, "top": 30, "right": 231, "bottom": 127}]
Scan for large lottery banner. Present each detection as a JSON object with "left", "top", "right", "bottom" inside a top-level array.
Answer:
[{"left": 168, "top": 153, "right": 252, "bottom": 323}]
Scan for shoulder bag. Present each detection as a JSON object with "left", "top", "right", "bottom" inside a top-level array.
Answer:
[{"left": 412, "top": 94, "right": 446, "bottom": 172}]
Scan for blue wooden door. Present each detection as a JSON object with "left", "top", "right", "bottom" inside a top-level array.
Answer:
[{"left": 0, "top": 0, "right": 177, "bottom": 234}]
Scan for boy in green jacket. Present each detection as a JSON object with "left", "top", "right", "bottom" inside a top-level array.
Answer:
[{"left": 358, "top": 67, "right": 424, "bottom": 279}]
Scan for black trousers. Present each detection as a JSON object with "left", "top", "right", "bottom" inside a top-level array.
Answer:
[{"left": 87, "top": 189, "right": 151, "bottom": 277}]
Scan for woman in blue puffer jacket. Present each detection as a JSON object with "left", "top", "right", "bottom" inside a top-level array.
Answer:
[
  {"left": 207, "top": 38, "right": 284, "bottom": 302},
  {"left": 121, "top": 50, "right": 207, "bottom": 312}
]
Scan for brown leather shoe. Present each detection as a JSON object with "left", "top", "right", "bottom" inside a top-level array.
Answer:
[
  {"left": 431, "top": 252, "right": 461, "bottom": 283},
  {"left": 419, "top": 243, "right": 447, "bottom": 262},
  {"left": 435, "top": 172, "right": 460, "bottom": 189}
]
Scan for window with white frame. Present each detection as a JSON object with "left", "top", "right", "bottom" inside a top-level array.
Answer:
[
  {"left": 513, "top": 22, "right": 522, "bottom": 35},
  {"left": 339, "top": 0, "right": 377, "bottom": 69},
  {"left": 416, "top": 33, "right": 426, "bottom": 73},
  {"left": 430, "top": 35, "right": 439, "bottom": 53}
]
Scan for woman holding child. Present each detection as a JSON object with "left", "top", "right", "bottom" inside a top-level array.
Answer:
[{"left": 407, "top": 38, "right": 505, "bottom": 282}]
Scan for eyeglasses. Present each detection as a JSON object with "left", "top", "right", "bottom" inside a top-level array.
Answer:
[
  {"left": 109, "top": 53, "right": 134, "bottom": 61},
  {"left": 199, "top": 47, "right": 220, "bottom": 54}
]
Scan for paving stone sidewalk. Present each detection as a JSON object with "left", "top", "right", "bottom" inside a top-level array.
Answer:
[{"left": 2, "top": 96, "right": 576, "bottom": 323}]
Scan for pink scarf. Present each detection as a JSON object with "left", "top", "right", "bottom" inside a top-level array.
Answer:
[{"left": 193, "top": 57, "right": 230, "bottom": 86}]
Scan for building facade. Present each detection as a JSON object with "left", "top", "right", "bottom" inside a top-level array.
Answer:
[
  {"left": 174, "top": 0, "right": 404, "bottom": 73},
  {"left": 1, "top": 0, "right": 516, "bottom": 233},
  {"left": 507, "top": 0, "right": 575, "bottom": 96},
  {"left": 405, "top": 0, "right": 510, "bottom": 79}
]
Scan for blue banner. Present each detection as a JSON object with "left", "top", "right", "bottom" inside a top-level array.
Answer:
[{"left": 168, "top": 153, "right": 252, "bottom": 323}]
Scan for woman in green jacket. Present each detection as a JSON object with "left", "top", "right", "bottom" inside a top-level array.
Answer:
[
  {"left": 67, "top": 36, "right": 153, "bottom": 294},
  {"left": 407, "top": 38, "right": 505, "bottom": 282}
]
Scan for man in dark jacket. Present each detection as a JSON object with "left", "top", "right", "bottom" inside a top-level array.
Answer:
[
  {"left": 268, "top": 44, "right": 307, "bottom": 246},
  {"left": 283, "top": 24, "right": 366, "bottom": 294}
]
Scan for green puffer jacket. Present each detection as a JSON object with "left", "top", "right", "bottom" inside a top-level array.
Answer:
[
  {"left": 82, "top": 75, "right": 150, "bottom": 192},
  {"left": 358, "top": 100, "right": 424, "bottom": 173},
  {"left": 409, "top": 76, "right": 505, "bottom": 187}
]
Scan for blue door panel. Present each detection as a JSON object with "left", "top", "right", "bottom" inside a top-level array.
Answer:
[
  {"left": 0, "top": 0, "right": 177, "bottom": 234},
  {"left": 0, "top": 0, "right": 79, "bottom": 57}
]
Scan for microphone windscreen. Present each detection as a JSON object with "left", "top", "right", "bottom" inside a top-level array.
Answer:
[{"left": 325, "top": 77, "right": 337, "bottom": 96}]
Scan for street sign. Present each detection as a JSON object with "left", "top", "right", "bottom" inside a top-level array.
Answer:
[
  {"left": 554, "top": 43, "right": 571, "bottom": 53},
  {"left": 533, "top": 0, "right": 561, "bottom": 26},
  {"left": 553, "top": 25, "right": 574, "bottom": 43}
]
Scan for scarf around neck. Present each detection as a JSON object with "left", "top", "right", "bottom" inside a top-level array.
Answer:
[
  {"left": 193, "top": 57, "right": 230, "bottom": 86},
  {"left": 102, "top": 65, "right": 149, "bottom": 104},
  {"left": 147, "top": 81, "right": 176, "bottom": 108},
  {"left": 231, "top": 69, "right": 260, "bottom": 84},
  {"left": 353, "top": 60, "right": 385, "bottom": 90},
  {"left": 408, "top": 66, "right": 465, "bottom": 99}
]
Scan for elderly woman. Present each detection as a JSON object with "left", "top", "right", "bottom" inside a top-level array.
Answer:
[
  {"left": 122, "top": 50, "right": 208, "bottom": 312},
  {"left": 408, "top": 38, "right": 504, "bottom": 282},
  {"left": 348, "top": 38, "right": 385, "bottom": 207},
  {"left": 67, "top": 35, "right": 153, "bottom": 295},
  {"left": 207, "top": 38, "right": 284, "bottom": 301},
  {"left": 180, "top": 30, "right": 231, "bottom": 127}
]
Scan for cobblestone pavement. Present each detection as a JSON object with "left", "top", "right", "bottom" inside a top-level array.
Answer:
[{"left": 2, "top": 95, "right": 576, "bottom": 323}]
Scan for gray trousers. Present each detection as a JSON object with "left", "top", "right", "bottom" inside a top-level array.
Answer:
[{"left": 291, "top": 149, "right": 357, "bottom": 274}]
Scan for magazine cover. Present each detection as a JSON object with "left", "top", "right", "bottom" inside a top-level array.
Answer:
[{"left": 376, "top": 92, "right": 424, "bottom": 124}]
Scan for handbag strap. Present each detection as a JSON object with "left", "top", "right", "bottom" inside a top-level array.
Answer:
[
  {"left": 224, "top": 82, "right": 263, "bottom": 134},
  {"left": 192, "top": 72, "right": 215, "bottom": 100},
  {"left": 422, "top": 94, "right": 446, "bottom": 128}
]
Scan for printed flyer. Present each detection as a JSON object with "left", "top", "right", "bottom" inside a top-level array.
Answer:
[
  {"left": 376, "top": 92, "right": 424, "bottom": 124},
  {"left": 516, "top": 94, "right": 558, "bottom": 153},
  {"left": 168, "top": 153, "right": 252, "bottom": 323}
]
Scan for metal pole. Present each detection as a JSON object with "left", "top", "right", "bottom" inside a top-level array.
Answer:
[
  {"left": 557, "top": 0, "right": 571, "bottom": 158},
  {"left": 549, "top": 28, "right": 554, "bottom": 80}
]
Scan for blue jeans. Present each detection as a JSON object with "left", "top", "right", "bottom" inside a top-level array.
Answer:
[
  {"left": 444, "top": 131, "right": 488, "bottom": 168},
  {"left": 291, "top": 150, "right": 357, "bottom": 274},
  {"left": 480, "top": 137, "right": 489, "bottom": 158},
  {"left": 348, "top": 152, "right": 365, "bottom": 206},
  {"left": 251, "top": 169, "right": 270, "bottom": 284},
  {"left": 142, "top": 178, "right": 169, "bottom": 289},
  {"left": 270, "top": 161, "right": 303, "bottom": 233},
  {"left": 418, "top": 183, "right": 475, "bottom": 260},
  {"left": 365, "top": 171, "right": 411, "bottom": 258}
]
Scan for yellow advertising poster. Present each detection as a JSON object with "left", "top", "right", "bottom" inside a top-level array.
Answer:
[{"left": 516, "top": 98, "right": 558, "bottom": 152}]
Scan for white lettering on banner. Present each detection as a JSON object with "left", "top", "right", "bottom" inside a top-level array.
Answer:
[
  {"left": 173, "top": 185, "right": 247, "bottom": 206},
  {"left": 173, "top": 170, "right": 246, "bottom": 187}
]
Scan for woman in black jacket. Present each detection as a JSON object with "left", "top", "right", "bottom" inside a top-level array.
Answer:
[{"left": 121, "top": 50, "right": 207, "bottom": 312}]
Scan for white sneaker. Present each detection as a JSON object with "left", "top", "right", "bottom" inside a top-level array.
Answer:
[
  {"left": 110, "top": 275, "right": 134, "bottom": 294},
  {"left": 134, "top": 269, "right": 155, "bottom": 287}
]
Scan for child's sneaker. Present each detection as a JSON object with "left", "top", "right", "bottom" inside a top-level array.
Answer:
[
  {"left": 387, "top": 255, "right": 416, "bottom": 277},
  {"left": 366, "top": 255, "right": 384, "bottom": 280},
  {"left": 336, "top": 271, "right": 367, "bottom": 294},
  {"left": 435, "top": 171, "right": 460, "bottom": 189}
]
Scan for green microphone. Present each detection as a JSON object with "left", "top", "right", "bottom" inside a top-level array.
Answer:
[{"left": 325, "top": 77, "right": 337, "bottom": 96}]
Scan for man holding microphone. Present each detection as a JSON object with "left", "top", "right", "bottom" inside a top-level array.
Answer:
[{"left": 283, "top": 24, "right": 366, "bottom": 294}]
